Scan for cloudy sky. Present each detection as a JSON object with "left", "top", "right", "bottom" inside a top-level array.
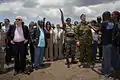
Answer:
[{"left": 0, "top": 0, "right": 119, "bottom": 25}]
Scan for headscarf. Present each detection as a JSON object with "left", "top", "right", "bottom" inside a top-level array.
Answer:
[
  {"left": 112, "top": 11, "right": 120, "bottom": 16},
  {"left": 46, "top": 21, "right": 51, "bottom": 32}
]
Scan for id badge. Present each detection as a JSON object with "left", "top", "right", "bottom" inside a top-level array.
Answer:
[{"left": 106, "top": 23, "right": 113, "bottom": 30}]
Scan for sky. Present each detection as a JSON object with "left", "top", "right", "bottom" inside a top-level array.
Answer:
[{"left": 0, "top": 0, "right": 119, "bottom": 25}]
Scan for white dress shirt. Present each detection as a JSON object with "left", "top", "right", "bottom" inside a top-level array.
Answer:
[
  {"left": 91, "top": 29, "right": 98, "bottom": 41},
  {"left": 13, "top": 26, "right": 25, "bottom": 42}
]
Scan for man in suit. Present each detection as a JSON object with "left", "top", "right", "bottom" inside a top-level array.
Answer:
[{"left": 7, "top": 16, "right": 30, "bottom": 75}]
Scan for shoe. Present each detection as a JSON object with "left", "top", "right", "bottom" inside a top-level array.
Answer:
[
  {"left": 34, "top": 66, "right": 38, "bottom": 70},
  {"left": 92, "top": 62, "right": 95, "bottom": 65},
  {"left": 65, "top": 62, "right": 70, "bottom": 68},
  {"left": 53, "top": 58, "right": 57, "bottom": 61},
  {"left": 19, "top": 70, "right": 23, "bottom": 73},
  {"left": 23, "top": 70, "right": 28, "bottom": 74},
  {"left": 29, "top": 68, "right": 34, "bottom": 72},
  {"left": 14, "top": 71, "right": 18, "bottom": 76},
  {"left": 67, "top": 64, "right": 70, "bottom": 68},
  {"left": 65, "top": 62, "right": 70, "bottom": 65},
  {"left": 40, "top": 64, "right": 45, "bottom": 67},
  {"left": 71, "top": 60, "right": 78, "bottom": 64},
  {"left": 79, "top": 65, "right": 83, "bottom": 68},
  {"left": 65, "top": 62, "right": 68, "bottom": 65},
  {"left": 104, "top": 73, "right": 111, "bottom": 78},
  {"left": 46, "top": 59, "right": 51, "bottom": 61}
]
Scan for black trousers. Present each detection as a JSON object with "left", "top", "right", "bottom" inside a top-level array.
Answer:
[
  {"left": 25, "top": 43, "right": 29, "bottom": 55},
  {"left": 13, "top": 41, "right": 26, "bottom": 72},
  {"left": 5, "top": 43, "right": 13, "bottom": 65},
  {"left": 30, "top": 42, "right": 34, "bottom": 64}
]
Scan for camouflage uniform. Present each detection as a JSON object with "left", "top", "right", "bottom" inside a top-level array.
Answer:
[
  {"left": 76, "top": 22, "right": 92, "bottom": 63},
  {"left": 64, "top": 24, "right": 76, "bottom": 66}
]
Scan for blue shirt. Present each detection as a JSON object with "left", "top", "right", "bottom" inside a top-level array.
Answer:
[
  {"left": 2, "top": 26, "right": 9, "bottom": 32},
  {"left": 38, "top": 28, "right": 45, "bottom": 47}
]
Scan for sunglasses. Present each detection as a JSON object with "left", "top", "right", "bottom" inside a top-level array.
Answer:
[{"left": 16, "top": 19, "right": 21, "bottom": 21}]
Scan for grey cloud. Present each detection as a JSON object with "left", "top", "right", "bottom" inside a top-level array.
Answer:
[
  {"left": 0, "top": 0, "right": 19, "bottom": 4},
  {"left": 0, "top": 0, "right": 39, "bottom": 8},
  {"left": 0, "top": 0, "right": 120, "bottom": 24},
  {"left": 63, "top": 0, "right": 120, "bottom": 21},
  {"left": 73, "top": 0, "right": 116, "bottom": 7},
  {"left": 57, "top": 0, "right": 115, "bottom": 20},
  {"left": 22, "top": 0, "right": 39, "bottom": 8}
]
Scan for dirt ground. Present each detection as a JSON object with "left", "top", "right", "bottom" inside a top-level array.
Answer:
[{"left": 0, "top": 60, "right": 117, "bottom": 80}]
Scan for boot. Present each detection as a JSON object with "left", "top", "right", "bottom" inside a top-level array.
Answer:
[
  {"left": 66, "top": 58, "right": 70, "bottom": 68},
  {"left": 71, "top": 57, "right": 78, "bottom": 64}
]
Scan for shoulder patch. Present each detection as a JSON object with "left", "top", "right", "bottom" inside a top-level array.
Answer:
[{"left": 33, "top": 26, "right": 37, "bottom": 28}]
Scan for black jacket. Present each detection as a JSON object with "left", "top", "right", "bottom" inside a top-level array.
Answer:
[
  {"left": 7, "top": 24, "right": 30, "bottom": 42},
  {"left": 33, "top": 27, "right": 47, "bottom": 47},
  {"left": 29, "top": 26, "right": 37, "bottom": 42},
  {"left": 101, "top": 21, "right": 113, "bottom": 45},
  {"left": 112, "top": 23, "right": 120, "bottom": 46}
]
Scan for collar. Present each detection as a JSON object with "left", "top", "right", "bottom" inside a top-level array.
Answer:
[
  {"left": 16, "top": 24, "right": 22, "bottom": 28},
  {"left": 5, "top": 24, "right": 10, "bottom": 27}
]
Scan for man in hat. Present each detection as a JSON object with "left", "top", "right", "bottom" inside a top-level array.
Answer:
[
  {"left": 59, "top": 9, "right": 77, "bottom": 68},
  {"left": 75, "top": 14, "right": 92, "bottom": 67}
]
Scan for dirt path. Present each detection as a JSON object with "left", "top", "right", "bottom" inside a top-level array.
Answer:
[{"left": 0, "top": 60, "right": 114, "bottom": 80}]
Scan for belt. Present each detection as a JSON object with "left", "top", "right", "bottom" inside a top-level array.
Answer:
[
  {"left": 13, "top": 41, "right": 24, "bottom": 44},
  {"left": 66, "top": 33, "right": 75, "bottom": 37},
  {"left": 66, "top": 35, "right": 75, "bottom": 37}
]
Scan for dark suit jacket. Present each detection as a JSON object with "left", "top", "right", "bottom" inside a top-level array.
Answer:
[{"left": 7, "top": 24, "right": 30, "bottom": 42}]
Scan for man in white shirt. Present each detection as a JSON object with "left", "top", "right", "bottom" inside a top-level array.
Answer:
[
  {"left": 8, "top": 16, "right": 30, "bottom": 75},
  {"left": 53, "top": 24, "right": 64, "bottom": 60},
  {"left": 89, "top": 20, "right": 99, "bottom": 64}
]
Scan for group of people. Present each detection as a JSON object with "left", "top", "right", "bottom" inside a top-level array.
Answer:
[
  {"left": 0, "top": 16, "right": 65, "bottom": 75},
  {"left": 0, "top": 9, "right": 120, "bottom": 78}
]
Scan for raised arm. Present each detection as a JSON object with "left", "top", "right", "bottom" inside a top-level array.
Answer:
[
  {"left": 59, "top": 8, "right": 66, "bottom": 30},
  {"left": 43, "top": 17, "right": 46, "bottom": 29}
]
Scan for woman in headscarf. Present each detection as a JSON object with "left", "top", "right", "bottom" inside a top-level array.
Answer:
[{"left": 45, "top": 21, "right": 54, "bottom": 61}]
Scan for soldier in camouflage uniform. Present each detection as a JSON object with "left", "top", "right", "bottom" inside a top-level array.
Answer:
[
  {"left": 76, "top": 14, "right": 92, "bottom": 67},
  {"left": 59, "top": 9, "right": 77, "bottom": 68}
]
